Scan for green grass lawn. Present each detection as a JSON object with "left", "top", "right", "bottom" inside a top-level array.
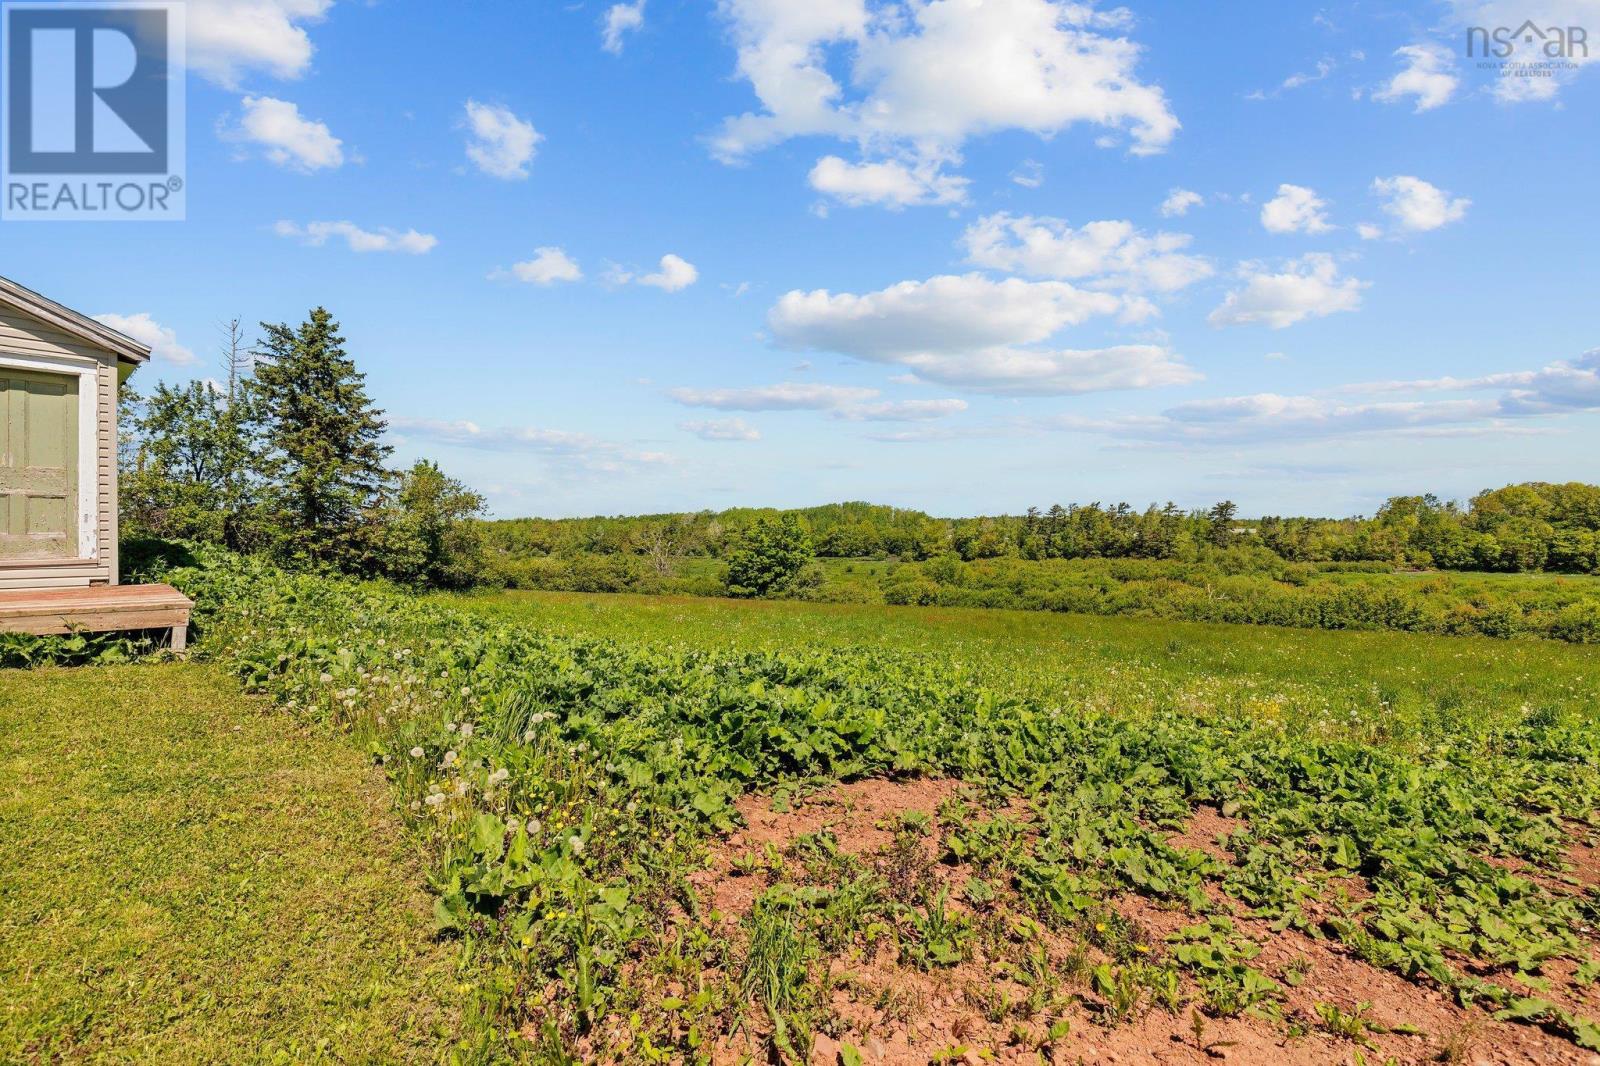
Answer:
[
  {"left": 0, "top": 662, "right": 458, "bottom": 1064},
  {"left": 442, "top": 587, "right": 1600, "bottom": 749}
]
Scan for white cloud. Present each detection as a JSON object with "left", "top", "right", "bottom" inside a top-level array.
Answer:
[
  {"left": 771, "top": 274, "right": 1119, "bottom": 358},
  {"left": 187, "top": 0, "right": 331, "bottom": 87},
  {"left": 670, "top": 383, "right": 968, "bottom": 421},
  {"left": 91, "top": 313, "right": 198, "bottom": 365},
  {"left": 837, "top": 398, "right": 969, "bottom": 421},
  {"left": 808, "top": 155, "right": 968, "bottom": 208},
  {"left": 1207, "top": 254, "right": 1367, "bottom": 329},
  {"left": 638, "top": 254, "right": 699, "bottom": 292},
  {"left": 681, "top": 417, "right": 761, "bottom": 441},
  {"left": 712, "top": 0, "right": 1177, "bottom": 202},
  {"left": 1454, "top": 349, "right": 1600, "bottom": 414},
  {"left": 1249, "top": 58, "right": 1336, "bottom": 100},
  {"left": 227, "top": 95, "right": 343, "bottom": 171},
  {"left": 391, "top": 417, "right": 671, "bottom": 473},
  {"left": 1281, "top": 58, "right": 1335, "bottom": 91},
  {"left": 768, "top": 273, "right": 1194, "bottom": 395},
  {"left": 273, "top": 220, "right": 438, "bottom": 254},
  {"left": 889, "top": 344, "right": 1199, "bottom": 396},
  {"left": 863, "top": 424, "right": 1005, "bottom": 444},
  {"left": 1010, "top": 159, "right": 1045, "bottom": 188},
  {"left": 1372, "top": 43, "right": 1459, "bottom": 112},
  {"left": 1067, "top": 393, "right": 1496, "bottom": 444},
  {"left": 1260, "top": 184, "right": 1332, "bottom": 234},
  {"left": 1357, "top": 222, "right": 1384, "bottom": 240},
  {"left": 462, "top": 101, "right": 541, "bottom": 180},
  {"left": 492, "top": 247, "right": 583, "bottom": 285},
  {"left": 1159, "top": 188, "right": 1203, "bottom": 217},
  {"left": 668, "top": 382, "right": 879, "bottom": 410},
  {"left": 1345, "top": 349, "right": 1600, "bottom": 415},
  {"left": 1051, "top": 349, "right": 1600, "bottom": 446},
  {"left": 1371, "top": 175, "right": 1470, "bottom": 232},
  {"left": 960, "top": 213, "right": 1213, "bottom": 293},
  {"left": 601, "top": 1, "right": 646, "bottom": 54}
]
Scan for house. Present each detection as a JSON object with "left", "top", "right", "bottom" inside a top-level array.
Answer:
[{"left": 0, "top": 275, "right": 191, "bottom": 647}]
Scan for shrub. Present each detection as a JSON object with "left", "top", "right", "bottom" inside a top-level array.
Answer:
[
  {"left": 724, "top": 515, "right": 814, "bottom": 598},
  {"left": 1552, "top": 602, "right": 1600, "bottom": 643}
]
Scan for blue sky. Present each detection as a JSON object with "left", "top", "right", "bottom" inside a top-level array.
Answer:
[{"left": 6, "top": 0, "right": 1599, "bottom": 517}]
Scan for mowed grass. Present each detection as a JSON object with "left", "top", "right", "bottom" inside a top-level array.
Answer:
[
  {"left": 443, "top": 588, "right": 1600, "bottom": 748},
  {"left": 0, "top": 662, "right": 458, "bottom": 1064}
]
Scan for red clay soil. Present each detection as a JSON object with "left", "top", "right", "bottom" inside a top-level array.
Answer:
[{"left": 671, "top": 779, "right": 1600, "bottom": 1066}]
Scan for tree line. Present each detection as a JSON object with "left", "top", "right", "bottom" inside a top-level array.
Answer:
[
  {"left": 120, "top": 310, "right": 1600, "bottom": 592},
  {"left": 121, "top": 309, "right": 486, "bottom": 588},
  {"left": 481, "top": 484, "right": 1600, "bottom": 578}
]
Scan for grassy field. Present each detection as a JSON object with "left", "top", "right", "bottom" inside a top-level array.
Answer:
[
  {"left": 169, "top": 564, "right": 1600, "bottom": 1061},
  {"left": 441, "top": 588, "right": 1600, "bottom": 749},
  {"left": 490, "top": 551, "right": 1600, "bottom": 642},
  {"left": 11, "top": 568, "right": 1600, "bottom": 1064},
  {"left": 0, "top": 662, "right": 458, "bottom": 1063}
]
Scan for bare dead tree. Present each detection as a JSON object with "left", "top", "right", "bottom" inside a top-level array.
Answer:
[
  {"left": 218, "top": 317, "right": 254, "bottom": 402},
  {"left": 640, "top": 523, "right": 677, "bottom": 576}
]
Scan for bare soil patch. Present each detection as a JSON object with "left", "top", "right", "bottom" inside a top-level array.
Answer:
[{"left": 663, "top": 779, "right": 1600, "bottom": 1066}]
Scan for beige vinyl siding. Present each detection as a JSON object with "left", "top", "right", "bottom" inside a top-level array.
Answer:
[
  {"left": 97, "top": 354, "right": 117, "bottom": 583},
  {"left": 0, "top": 308, "right": 121, "bottom": 588},
  {"left": 0, "top": 309, "right": 118, "bottom": 363},
  {"left": 0, "top": 567, "right": 105, "bottom": 589}
]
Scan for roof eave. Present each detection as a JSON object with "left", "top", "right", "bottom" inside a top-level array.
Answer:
[{"left": 0, "top": 274, "right": 153, "bottom": 364}]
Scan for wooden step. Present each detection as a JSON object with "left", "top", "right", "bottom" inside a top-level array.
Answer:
[{"left": 0, "top": 582, "right": 194, "bottom": 649}]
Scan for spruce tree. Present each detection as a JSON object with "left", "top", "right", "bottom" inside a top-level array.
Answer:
[{"left": 250, "top": 308, "right": 391, "bottom": 570}]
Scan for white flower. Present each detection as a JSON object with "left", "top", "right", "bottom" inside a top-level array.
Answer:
[
  {"left": 488, "top": 767, "right": 510, "bottom": 786},
  {"left": 425, "top": 792, "right": 445, "bottom": 807},
  {"left": 446, "top": 722, "right": 457, "bottom": 733},
  {"left": 460, "top": 686, "right": 471, "bottom": 697},
  {"left": 410, "top": 746, "right": 424, "bottom": 758},
  {"left": 319, "top": 672, "right": 333, "bottom": 683},
  {"left": 568, "top": 835, "right": 586, "bottom": 856},
  {"left": 528, "top": 819, "right": 542, "bottom": 834},
  {"left": 442, "top": 750, "right": 459, "bottom": 767},
  {"left": 460, "top": 723, "right": 474, "bottom": 739}
]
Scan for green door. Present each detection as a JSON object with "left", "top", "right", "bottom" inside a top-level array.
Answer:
[{"left": 1, "top": 368, "right": 79, "bottom": 561}]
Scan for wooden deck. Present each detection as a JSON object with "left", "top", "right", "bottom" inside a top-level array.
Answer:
[{"left": 0, "top": 583, "right": 193, "bottom": 650}]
